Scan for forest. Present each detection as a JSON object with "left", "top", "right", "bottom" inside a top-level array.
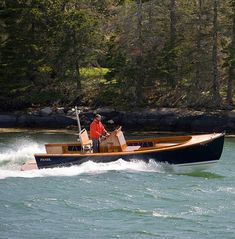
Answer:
[{"left": 0, "top": 0, "right": 235, "bottom": 111}]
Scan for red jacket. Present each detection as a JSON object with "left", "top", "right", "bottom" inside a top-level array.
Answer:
[{"left": 90, "top": 119, "right": 107, "bottom": 139}]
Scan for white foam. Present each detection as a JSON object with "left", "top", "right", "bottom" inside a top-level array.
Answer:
[
  {"left": 152, "top": 210, "right": 171, "bottom": 218},
  {"left": 0, "top": 139, "right": 45, "bottom": 170},
  {"left": 0, "top": 159, "right": 163, "bottom": 180},
  {"left": 217, "top": 187, "right": 235, "bottom": 194},
  {"left": 0, "top": 139, "right": 164, "bottom": 179}
]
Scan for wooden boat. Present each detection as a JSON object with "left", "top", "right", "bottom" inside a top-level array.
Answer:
[{"left": 21, "top": 127, "right": 225, "bottom": 172}]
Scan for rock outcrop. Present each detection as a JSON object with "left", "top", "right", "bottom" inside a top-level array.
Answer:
[{"left": 0, "top": 108, "right": 234, "bottom": 133}]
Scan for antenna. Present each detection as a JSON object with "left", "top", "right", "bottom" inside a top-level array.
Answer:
[{"left": 75, "top": 106, "right": 81, "bottom": 134}]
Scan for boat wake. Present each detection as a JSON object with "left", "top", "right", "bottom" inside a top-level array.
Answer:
[
  {"left": 0, "top": 140, "right": 45, "bottom": 170},
  {"left": 0, "top": 140, "right": 164, "bottom": 179},
  {"left": 0, "top": 159, "right": 164, "bottom": 180}
]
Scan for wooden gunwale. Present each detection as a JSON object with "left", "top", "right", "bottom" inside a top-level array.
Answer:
[
  {"left": 44, "top": 135, "right": 192, "bottom": 147},
  {"left": 35, "top": 133, "right": 223, "bottom": 157}
]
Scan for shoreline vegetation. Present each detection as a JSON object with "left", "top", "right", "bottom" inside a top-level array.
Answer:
[
  {"left": 1, "top": 1, "right": 235, "bottom": 114},
  {"left": 1, "top": 1, "right": 234, "bottom": 135},
  {"left": 0, "top": 107, "right": 235, "bottom": 134}
]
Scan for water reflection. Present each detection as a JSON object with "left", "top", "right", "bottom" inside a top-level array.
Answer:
[{"left": 180, "top": 171, "right": 224, "bottom": 179}]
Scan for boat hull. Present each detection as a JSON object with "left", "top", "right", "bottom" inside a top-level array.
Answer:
[{"left": 34, "top": 133, "right": 225, "bottom": 171}]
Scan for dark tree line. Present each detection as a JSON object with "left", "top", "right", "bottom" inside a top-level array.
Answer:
[{"left": 0, "top": 0, "right": 234, "bottom": 110}]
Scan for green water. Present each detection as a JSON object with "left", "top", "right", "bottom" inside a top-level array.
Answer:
[{"left": 0, "top": 131, "right": 234, "bottom": 239}]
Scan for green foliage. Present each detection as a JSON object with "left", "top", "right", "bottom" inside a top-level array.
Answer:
[
  {"left": 0, "top": 0, "right": 103, "bottom": 109},
  {"left": 0, "top": 0, "right": 234, "bottom": 110}
]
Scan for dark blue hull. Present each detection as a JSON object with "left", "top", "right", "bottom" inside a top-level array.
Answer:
[{"left": 35, "top": 133, "right": 225, "bottom": 169}]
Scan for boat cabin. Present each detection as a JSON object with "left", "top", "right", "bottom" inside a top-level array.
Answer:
[{"left": 99, "top": 127, "right": 140, "bottom": 153}]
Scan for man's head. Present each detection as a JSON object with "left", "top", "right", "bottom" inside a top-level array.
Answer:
[{"left": 95, "top": 114, "right": 102, "bottom": 121}]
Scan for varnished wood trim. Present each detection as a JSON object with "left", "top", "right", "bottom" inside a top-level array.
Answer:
[{"left": 35, "top": 133, "right": 223, "bottom": 157}]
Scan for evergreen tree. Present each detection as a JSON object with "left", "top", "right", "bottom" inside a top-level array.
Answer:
[{"left": 0, "top": 0, "right": 234, "bottom": 110}]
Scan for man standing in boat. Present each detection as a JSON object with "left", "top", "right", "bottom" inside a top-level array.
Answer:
[{"left": 90, "top": 114, "right": 109, "bottom": 152}]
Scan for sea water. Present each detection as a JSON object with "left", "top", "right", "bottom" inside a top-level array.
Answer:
[{"left": 0, "top": 130, "right": 234, "bottom": 239}]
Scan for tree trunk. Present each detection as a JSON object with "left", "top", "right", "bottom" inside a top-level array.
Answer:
[
  {"left": 134, "top": 0, "right": 143, "bottom": 107},
  {"left": 227, "top": 1, "right": 235, "bottom": 105},
  {"left": 169, "top": 0, "right": 177, "bottom": 86},
  {"left": 212, "top": 0, "right": 221, "bottom": 106},
  {"left": 75, "top": 64, "right": 81, "bottom": 91},
  {"left": 195, "top": 0, "right": 202, "bottom": 88},
  {"left": 123, "top": 1, "right": 128, "bottom": 50},
  {"left": 137, "top": 0, "right": 143, "bottom": 51},
  {"left": 71, "top": 29, "right": 81, "bottom": 92},
  {"left": 170, "top": 0, "right": 176, "bottom": 47},
  {"left": 28, "top": 19, "right": 36, "bottom": 82},
  {"left": 227, "top": 67, "right": 234, "bottom": 105},
  {"left": 148, "top": 1, "right": 153, "bottom": 33},
  {"left": 189, "top": 0, "right": 203, "bottom": 107},
  {"left": 69, "top": 1, "right": 83, "bottom": 97}
]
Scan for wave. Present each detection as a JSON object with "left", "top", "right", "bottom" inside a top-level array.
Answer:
[
  {"left": 0, "top": 159, "right": 164, "bottom": 180},
  {"left": 0, "top": 139, "right": 45, "bottom": 170}
]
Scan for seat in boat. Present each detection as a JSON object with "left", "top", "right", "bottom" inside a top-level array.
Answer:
[
  {"left": 116, "top": 130, "right": 141, "bottom": 152},
  {"left": 79, "top": 129, "right": 93, "bottom": 152}
]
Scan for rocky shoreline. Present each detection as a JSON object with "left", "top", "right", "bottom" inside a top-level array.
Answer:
[{"left": 0, "top": 107, "right": 235, "bottom": 134}]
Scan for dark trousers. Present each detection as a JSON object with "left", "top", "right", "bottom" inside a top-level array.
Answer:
[{"left": 92, "top": 138, "right": 100, "bottom": 153}]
